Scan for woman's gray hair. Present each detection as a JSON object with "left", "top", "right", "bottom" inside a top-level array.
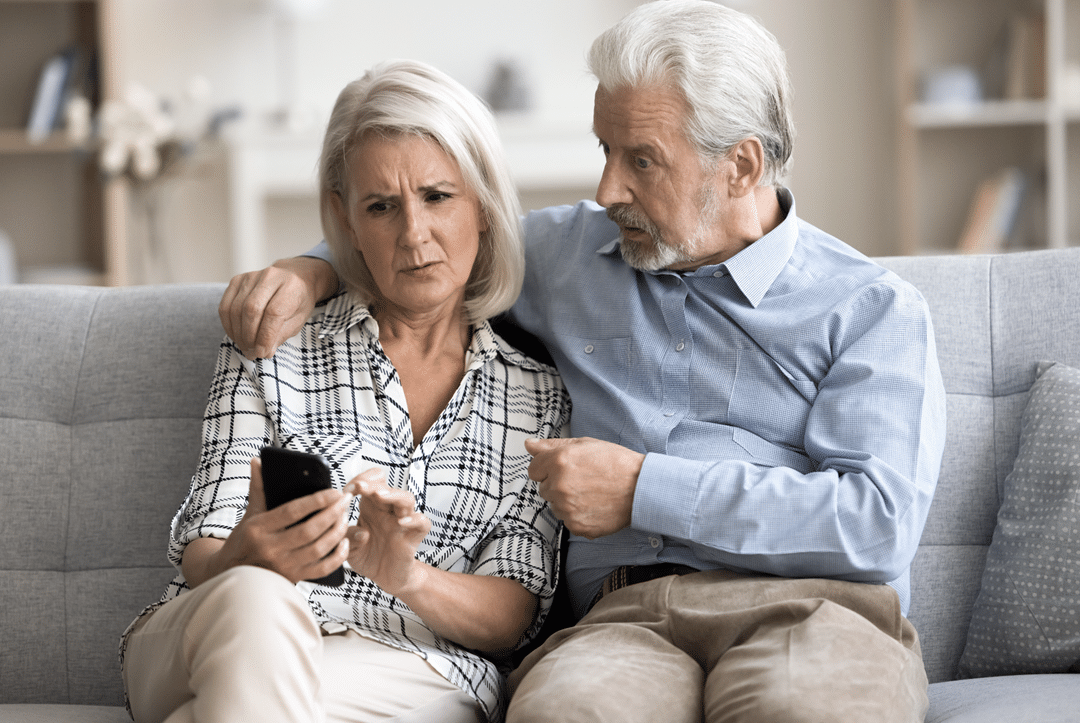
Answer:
[
  {"left": 587, "top": 0, "right": 795, "bottom": 187},
  {"left": 320, "top": 59, "right": 524, "bottom": 323}
]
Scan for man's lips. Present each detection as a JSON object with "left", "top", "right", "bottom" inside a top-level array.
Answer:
[{"left": 607, "top": 206, "right": 650, "bottom": 238}]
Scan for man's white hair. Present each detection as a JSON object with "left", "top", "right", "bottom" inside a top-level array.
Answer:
[{"left": 588, "top": 0, "right": 795, "bottom": 187}]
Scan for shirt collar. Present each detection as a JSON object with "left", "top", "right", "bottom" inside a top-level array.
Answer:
[
  {"left": 597, "top": 188, "right": 798, "bottom": 308},
  {"left": 317, "top": 293, "right": 548, "bottom": 373}
]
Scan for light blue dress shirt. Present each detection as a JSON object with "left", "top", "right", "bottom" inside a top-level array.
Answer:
[
  {"left": 303, "top": 189, "right": 947, "bottom": 619},
  {"left": 508, "top": 190, "right": 946, "bottom": 617}
]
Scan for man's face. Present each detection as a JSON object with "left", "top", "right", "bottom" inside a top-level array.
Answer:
[{"left": 592, "top": 83, "right": 727, "bottom": 272}]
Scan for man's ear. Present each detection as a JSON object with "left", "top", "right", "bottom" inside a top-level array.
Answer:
[{"left": 728, "top": 137, "right": 766, "bottom": 198}]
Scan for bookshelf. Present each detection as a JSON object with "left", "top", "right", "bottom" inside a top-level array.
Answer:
[
  {"left": 0, "top": 0, "right": 127, "bottom": 285},
  {"left": 895, "top": 0, "right": 1079, "bottom": 254}
]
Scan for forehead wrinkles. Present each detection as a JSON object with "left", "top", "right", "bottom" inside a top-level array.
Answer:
[
  {"left": 594, "top": 85, "right": 690, "bottom": 151},
  {"left": 348, "top": 134, "right": 460, "bottom": 199}
]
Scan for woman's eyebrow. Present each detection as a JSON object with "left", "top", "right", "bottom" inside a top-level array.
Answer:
[{"left": 359, "top": 180, "right": 459, "bottom": 203}]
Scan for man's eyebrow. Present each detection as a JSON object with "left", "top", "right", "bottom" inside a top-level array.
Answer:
[
  {"left": 590, "top": 128, "right": 661, "bottom": 158},
  {"left": 626, "top": 142, "right": 659, "bottom": 157}
]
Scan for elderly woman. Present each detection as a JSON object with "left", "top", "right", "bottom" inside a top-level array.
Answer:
[{"left": 120, "top": 60, "right": 570, "bottom": 723}]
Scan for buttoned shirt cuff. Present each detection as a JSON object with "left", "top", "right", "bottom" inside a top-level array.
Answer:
[{"left": 631, "top": 452, "right": 704, "bottom": 540}]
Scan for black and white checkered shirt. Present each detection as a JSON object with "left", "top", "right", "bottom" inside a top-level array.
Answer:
[{"left": 125, "top": 293, "right": 570, "bottom": 722}]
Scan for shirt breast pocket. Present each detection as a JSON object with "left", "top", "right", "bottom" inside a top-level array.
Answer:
[
  {"left": 560, "top": 334, "right": 632, "bottom": 395},
  {"left": 728, "top": 350, "right": 817, "bottom": 449}
]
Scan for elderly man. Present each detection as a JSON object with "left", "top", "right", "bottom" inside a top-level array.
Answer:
[{"left": 220, "top": 2, "right": 945, "bottom": 721}]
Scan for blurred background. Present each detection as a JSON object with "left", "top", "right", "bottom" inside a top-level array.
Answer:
[{"left": 1, "top": 0, "right": 1077, "bottom": 286}]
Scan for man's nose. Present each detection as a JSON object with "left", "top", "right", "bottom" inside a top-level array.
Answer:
[{"left": 595, "top": 158, "right": 631, "bottom": 209}]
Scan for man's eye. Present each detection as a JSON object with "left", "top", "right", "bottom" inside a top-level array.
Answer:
[
  {"left": 598, "top": 142, "right": 610, "bottom": 156},
  {"left": 633, "top": 157, "right": 650, "bottom": 169}
]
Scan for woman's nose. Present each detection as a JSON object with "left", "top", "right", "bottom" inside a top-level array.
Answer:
[{"left": 397, "top": 202, "right": 428, "bottom": 247}]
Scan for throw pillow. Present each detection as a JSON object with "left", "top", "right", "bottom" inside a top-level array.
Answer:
[{"left": 958, "top": 360, "right": 1080, "bottom": 678}]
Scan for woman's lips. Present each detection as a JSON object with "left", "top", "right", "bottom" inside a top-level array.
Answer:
[{"left": 401, "top": 261, "right": 439, "bottom": 275}]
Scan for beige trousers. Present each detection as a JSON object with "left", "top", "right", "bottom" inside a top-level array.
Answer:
[
  {"left": 507, "top": 570, "right": 928, "bottom": 723},
  {"left": 123, "top": 566, "right": 481, "bottom": 723}
]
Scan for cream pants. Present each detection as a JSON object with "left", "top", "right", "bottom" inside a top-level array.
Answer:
[
  {"left": 123, "top": 566, "right": 481, "bottom": 723},
  {"left": 507, "top": 569, "right": 929, "bottom": 723}
]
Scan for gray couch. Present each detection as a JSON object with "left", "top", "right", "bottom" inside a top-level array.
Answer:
[{"left": 2, "top": 248, "right": 1079, "bottom": 722}]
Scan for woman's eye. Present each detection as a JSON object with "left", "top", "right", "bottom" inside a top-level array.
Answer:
[
  {"left": 366, "top": 202, "right": 389, "bottom": 214},
  {"left": 427, "top": 192, "right": 451, "bottom": 203}
]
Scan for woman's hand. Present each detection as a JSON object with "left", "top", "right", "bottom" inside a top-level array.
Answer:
[
  {"left": 344, "top": 469, "right": 431, "bottom": 597},
  {"left": 181, "top": 458, "right": 352, "bottom": 588},
  {"left": 343, "top": 468, "right": 537, "bottom": 655}
]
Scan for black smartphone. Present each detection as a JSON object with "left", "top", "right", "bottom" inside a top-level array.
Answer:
[{"left": 259, "top": 446, "right": 345, "bottom": 587}]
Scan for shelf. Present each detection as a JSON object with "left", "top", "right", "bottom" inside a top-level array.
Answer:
[
  {"left": 496, "top": 117, "right": 603, "bottom": 190},
  {"left": 0, "top": 128, "right": 93, "bottom": 153},
  {"left": 907, "top": 100, "right": 1050, "bottom": 128},
  {"left": 896, "top": 0, "right": 1078, "bottom": 254},
  {"left": 0, "top": 0, "right": 127, "bottom": 285}
]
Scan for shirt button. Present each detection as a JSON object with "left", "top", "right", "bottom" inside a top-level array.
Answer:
[
  {"left": 584, "top": 344, "right": 594, "bottom": 354},
  {"left": 675, "top": 341, "right": 685, "bottom": 352},
  {"left": 649, "top": 537, "right": 661, "bottom": 548},
  {"left": 663, "top": 412, "right": 674, "bottom": 417},
  {"left": 713, "top": 271, "right": 723, "bottom": 278}
]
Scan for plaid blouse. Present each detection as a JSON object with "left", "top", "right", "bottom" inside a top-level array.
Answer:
[{"left": 123, "top": 293, "right": 571, "bottom": 722}]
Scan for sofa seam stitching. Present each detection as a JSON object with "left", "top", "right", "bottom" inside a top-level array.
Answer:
[
  {"left": 987, "top": 256, "right": 1000, "bottom": 509},
  {"left": 63, "top": 287, "right": 103, "bottom": 703}
]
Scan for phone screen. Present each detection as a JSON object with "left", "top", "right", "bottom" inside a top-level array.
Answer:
[{"left": 259, "top": 446, "right": 345, "bottom": 586}]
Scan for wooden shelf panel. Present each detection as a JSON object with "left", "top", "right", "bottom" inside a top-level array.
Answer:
[
  {"left": 0, "top": 128, "right": 93, "bottom": 153},
  {"left": 907, "top": 100, "right": 1050, "bottom": 128}
]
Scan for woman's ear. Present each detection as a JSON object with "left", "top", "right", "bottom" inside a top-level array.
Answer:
[
  {"left": 328, "top": 192, "right": 356, "bottom": 246},
  {"left": 728, "top": 137, "right": 766, "bottom": 198}
]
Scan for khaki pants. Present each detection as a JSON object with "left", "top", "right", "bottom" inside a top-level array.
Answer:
[
  {"left": 123, "top": 566, "right": 481, "bottom": 723},
  {"left": 508, "top": 570, "right": 928, "bottom": 723}
]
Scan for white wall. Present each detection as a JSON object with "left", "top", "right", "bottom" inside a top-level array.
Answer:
[
  {"left": 757, "top": 1, "right": 897, "bottom": 258},
  {"left": 111, "top": 0, "right": 898, "bottom": 283}
]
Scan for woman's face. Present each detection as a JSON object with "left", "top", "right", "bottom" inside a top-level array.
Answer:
[{"left": 337, "top": 133, "right": 486, "bottom": 320}]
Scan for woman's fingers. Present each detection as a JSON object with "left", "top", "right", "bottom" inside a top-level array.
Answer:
[{"left": 237, "top": 471, "right": 353, "bottom": 581}]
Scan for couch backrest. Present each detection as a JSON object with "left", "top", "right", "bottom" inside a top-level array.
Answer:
[
  {"left": 880, "top": 248, "right": 1080, "bottom": 683},
  {"left": 0, "top": 284, "right": 225, "bottom": 706}
]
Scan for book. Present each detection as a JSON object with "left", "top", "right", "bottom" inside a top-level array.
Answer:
[
  {"left": 1004, "top": 12, "right": 1046, "bottom": 100},
  {"left": 957, "top": 167, "right": 1026, "bottom": 254},
  {"left": 26, "top": 48, "right": 76, "bottom": 144}
]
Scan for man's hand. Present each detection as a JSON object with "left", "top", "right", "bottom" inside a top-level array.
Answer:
[
  {"left": 525, "top": 437, "right": 645, "bottom": 539},
  {"left": 219, "top": 256, "right": 338, "bottom": 359}
]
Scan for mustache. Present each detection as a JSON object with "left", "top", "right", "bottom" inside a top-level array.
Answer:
[{"left": 606, "top": 204, "right": 651, "bottom": 232}]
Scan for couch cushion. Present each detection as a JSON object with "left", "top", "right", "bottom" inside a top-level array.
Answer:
[
  {"left": 926, "top": 674, "right": 1080, "bottom": 722},
  {"left": 958, "top": 361, "right": 1080, "bottom": 678},
  {"left": 0, "top": 572, "right": 68, "bottom": 703},
  {"left": 0, "top": 284, "right": 225, "bottom": 706}
]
